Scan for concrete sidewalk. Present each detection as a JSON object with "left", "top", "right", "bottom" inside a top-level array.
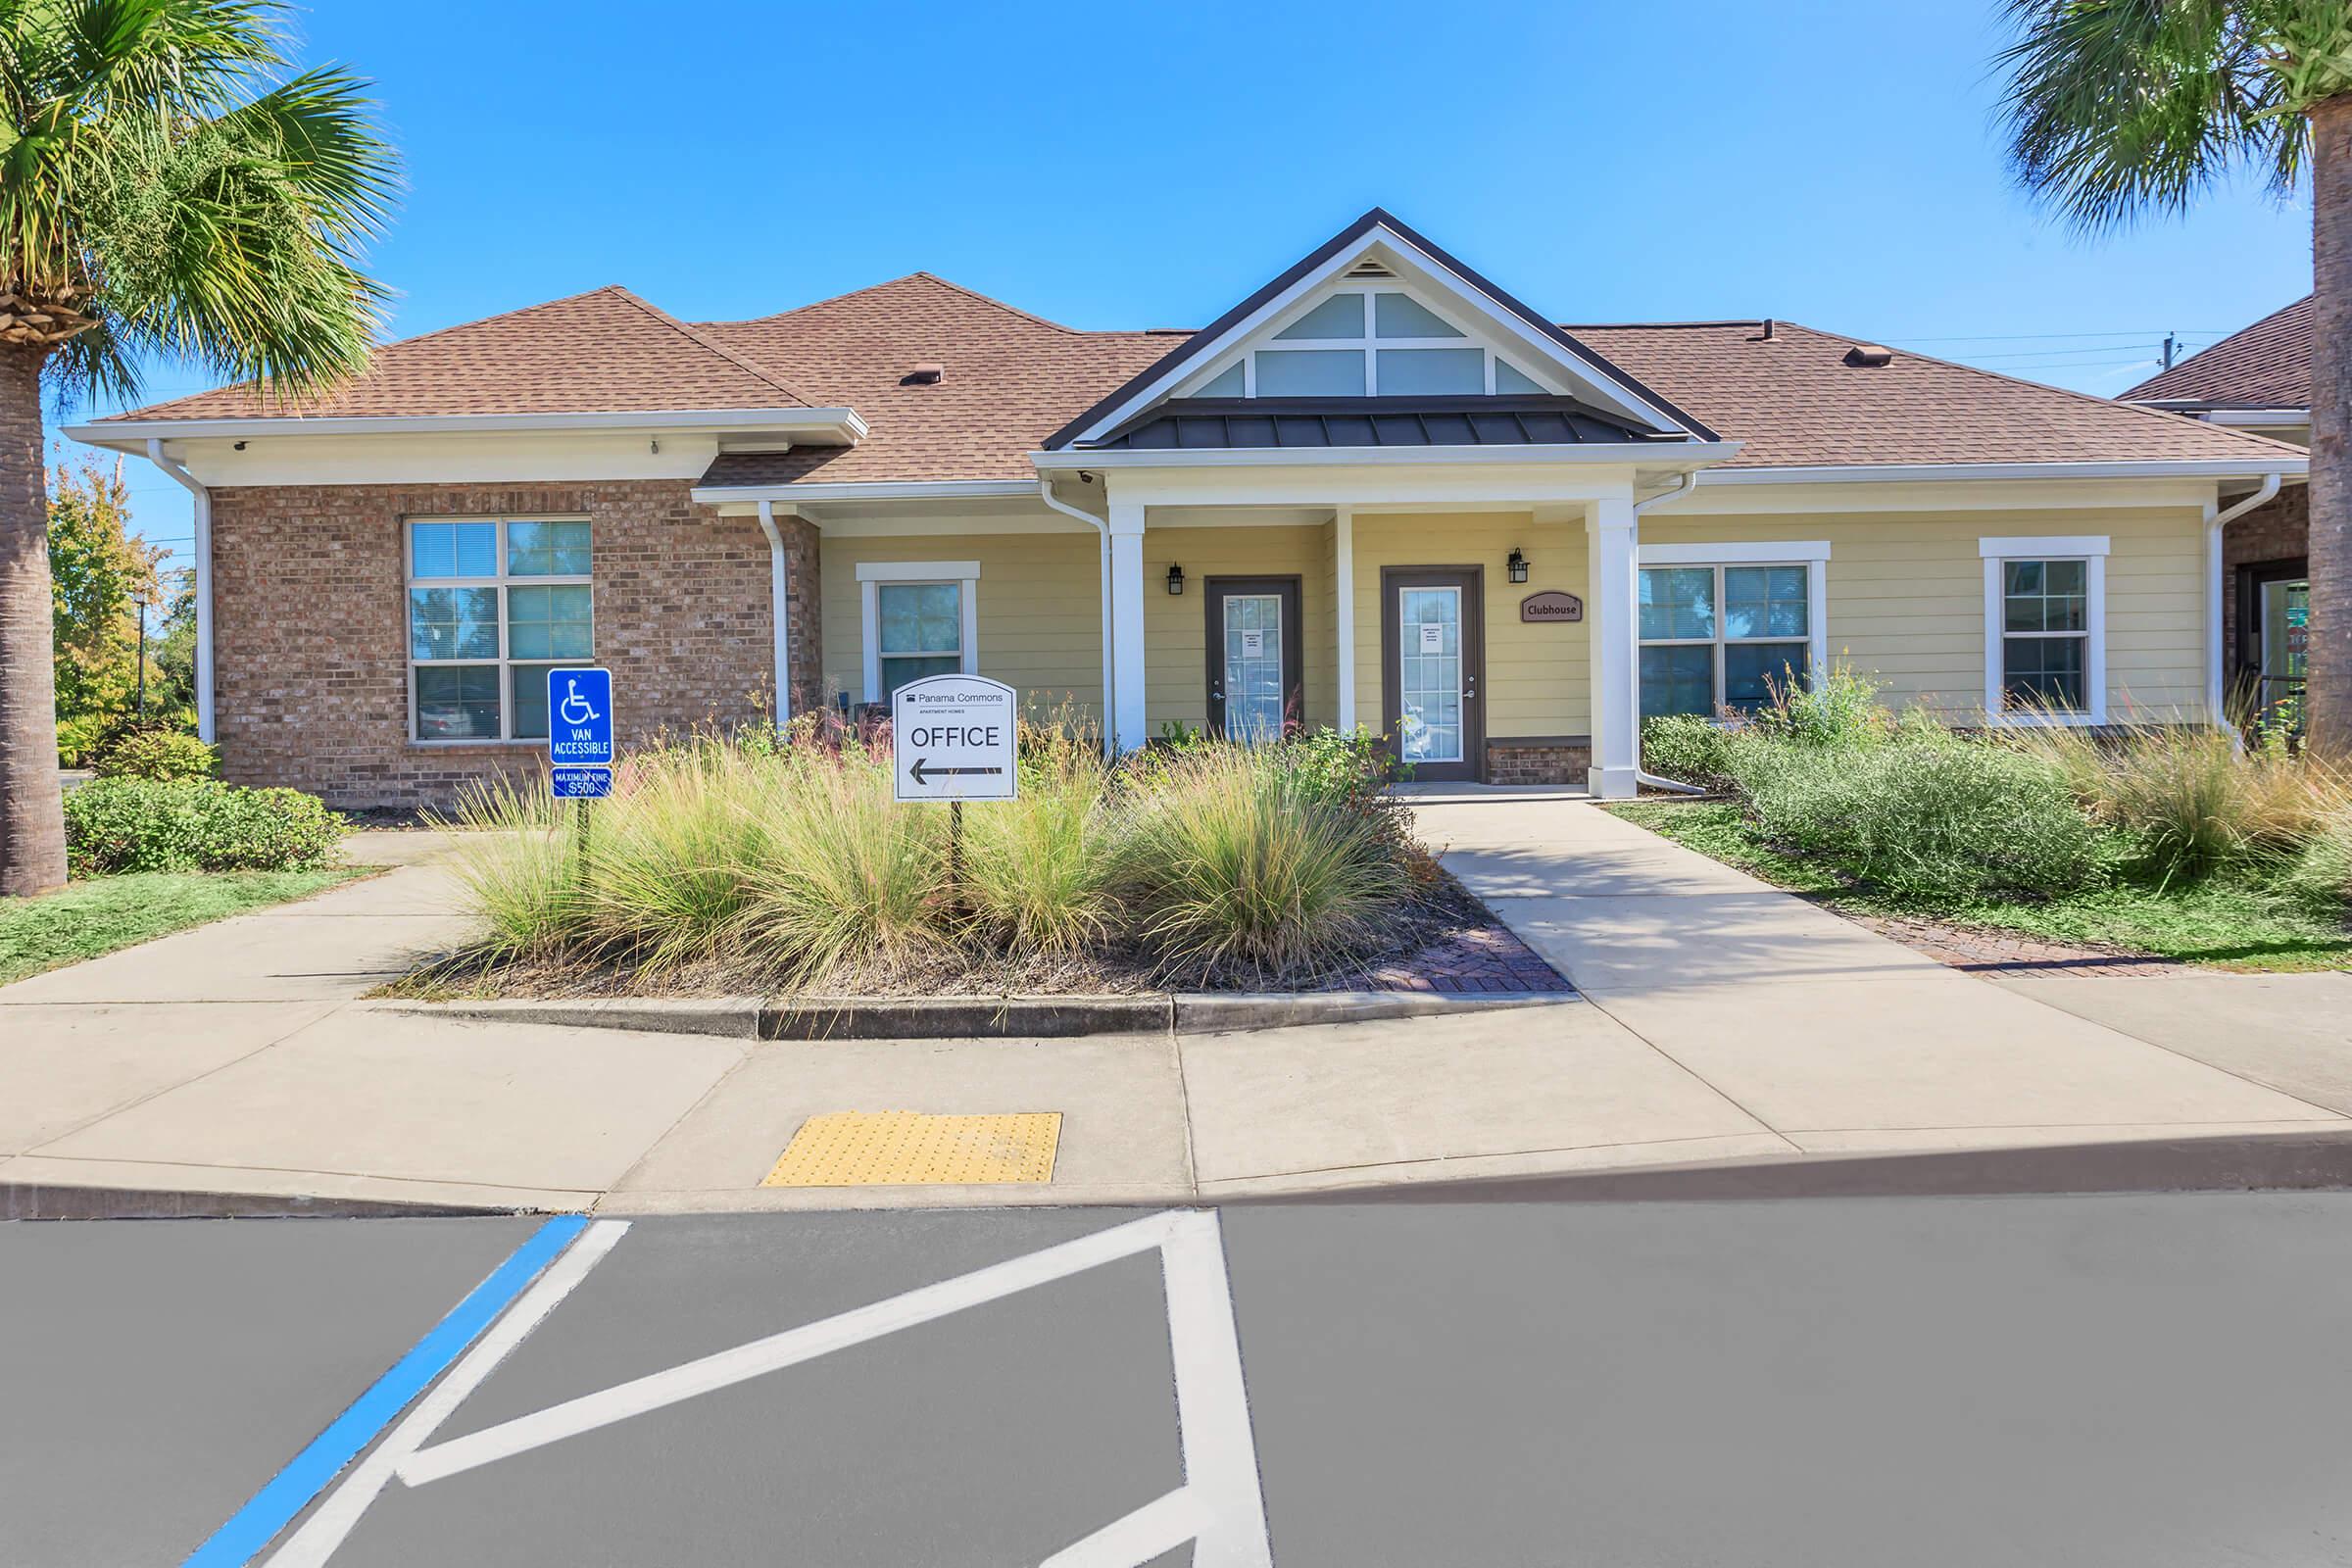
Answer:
[{"left": 4, "top": 815, "right": 2351, "bottom": 1215}]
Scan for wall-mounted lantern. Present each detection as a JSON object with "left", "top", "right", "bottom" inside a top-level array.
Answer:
[
  {"left": 1507, "top": 548, "right": 1530, "bottom": 584},
  {"left": 1166, "top": 564, "right": 1186, "bottom": 595}
]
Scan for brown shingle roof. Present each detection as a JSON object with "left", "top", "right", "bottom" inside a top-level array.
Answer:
[
  {"left": 109, "top": 275, "right": 2300, "bottom": 475},
  {"left": 1566, "top": 319, "right": 2298, "bottom": 467},
  {"left": 691, "top": 273, "right": 1173, "bottom": 483},
  {"left": 103, "top": 285, "right": 814, "bottom": 419},
  {"left": 2122, "top": 296, "right": 2312, "bottom": 409}
]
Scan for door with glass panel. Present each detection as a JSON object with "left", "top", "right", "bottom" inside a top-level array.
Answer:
[
  {"left": 1205, "top": 577, "right": 1302, "bottom": 743},
  {"left": 1381, "top": 567, "right": 1484, "bottom": 781},
  {"left": 2255, "top": 573, "right": 2310, "bottom": 724}
]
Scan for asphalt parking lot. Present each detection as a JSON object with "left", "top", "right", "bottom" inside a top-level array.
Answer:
[{"left": 10, "top": 1195, "right": 2352, "bottom": 1567}]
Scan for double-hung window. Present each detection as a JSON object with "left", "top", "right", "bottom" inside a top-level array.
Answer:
[
  {"left": 407, "top": 517, "right": 593, "bottom": 742},
  {"left": 857, "top": 561, "right": 980, "bottom": 703},
  {"left": 1981, "top": 536, "right": 2106, "bottom": 723},
  {"left": 1636, "top": 544, "right": 1829, "bottom": 718}
]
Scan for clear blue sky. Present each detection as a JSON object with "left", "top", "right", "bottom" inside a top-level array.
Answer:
[{"left": 60, "top": 0, "right": 2316, "bottom": 590}]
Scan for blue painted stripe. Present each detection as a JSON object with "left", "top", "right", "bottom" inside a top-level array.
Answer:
[{"left": 183, "top": 1214, "right": 591, "bottom": 1567}]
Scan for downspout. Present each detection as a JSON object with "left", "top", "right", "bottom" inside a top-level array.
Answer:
[
  {"left": 1037, "top": 477, "right": 1115, "bottom": 751},
  {"left": 1628, "top": 470, "right": 1707, "bottom": 795},
  {"left": 145, "top": 439, "right": 214, "bottom": 743},
  {"left": 2203, "top": 472, "right": 2281, "bottom": 729},
  {"left": 756, "top": 500, "right": 793, "bottom": 726}
]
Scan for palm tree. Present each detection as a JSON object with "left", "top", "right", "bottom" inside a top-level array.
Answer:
[
  {"left": 1998, "top": 0, "right": 2352, "bottom": 751},
  {"left": 0, "top": 0, "right": 395, "bottom": 895}
]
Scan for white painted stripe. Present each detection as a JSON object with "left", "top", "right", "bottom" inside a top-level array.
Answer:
[
  {"left": 1160, "top": 1212, "right": 1275, "bottom": 1568},
  {"left": 398, "top": 1210, "right": 1193, "bottom": 1488},
  {"left": 1040, "top": 1487, "right": 1207, "bottom": 1568},
  {"left": 264, "top": 1220, "right": 630, "bottom": 1568}
]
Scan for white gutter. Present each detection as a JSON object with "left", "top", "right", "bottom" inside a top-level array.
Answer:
[
  {"left": 1628, "top": 472, "right": 1707, "bottom": 795},
  {"left": 1690, "top": 458, "right": 2305, "bottom": 486},
  {"left": 756, "top": 500, "right": 793, "bottom": 727},
  {"left": 1036, "top": 480, "right": 1116, "bottom": 747},
  {"left": 691, "top": 478, "right": 1040, "bottom": 508},
  {"left": 144, "top": 440, "right": 214, "bottom": 743},
  {"left": 2204, "top": 472, "right": 2283, "bottom": 726},
  {"left": 68, "top": 406, "right": 867, "bottom": 449}
]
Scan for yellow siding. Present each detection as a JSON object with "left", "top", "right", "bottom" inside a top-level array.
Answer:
[
  {"left": 819, "top": 532, "right": 1102, "bottom": 720},
  {"left": 1144, "top": 525, "right": 1333, "bottom": 732},
  {"left": 1346, "top": 513, "right": 1592, "bottom": 739},
  {"left": 1641, "top": 507, "right": 2209, "bottom": 719}
]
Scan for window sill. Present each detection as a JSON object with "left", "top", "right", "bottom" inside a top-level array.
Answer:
[
  {"left": 1984, "top": 710, "right": 2103, "bottom": 729},
  {"left": 406, "top": 740, "right": 553, "bottom": 751}
]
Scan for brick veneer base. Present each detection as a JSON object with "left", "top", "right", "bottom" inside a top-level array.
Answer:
[
  {"left": 1485, "top": 739, "right": 1592, "bottom": 785},
  {"left": 210, "top": 479, "right": 819, "bottom": 809}
]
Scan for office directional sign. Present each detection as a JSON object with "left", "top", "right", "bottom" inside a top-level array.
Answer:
[
  {"left": 893, "top": 673, "right": 1018, "bottom": 803},
  {"left": 546, "top": 666, "right": 614, "bottom": 766}
]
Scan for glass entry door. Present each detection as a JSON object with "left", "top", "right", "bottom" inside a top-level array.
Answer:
[
  {"left": 1381, "top": 566, "right": 1484, "bottom": 780},
  {"left": 2257, "top": 576, "right": 2310, "bottom": 721},
  {"left": 1205, "top": 576, "right": 1302, "bottom": 743}
]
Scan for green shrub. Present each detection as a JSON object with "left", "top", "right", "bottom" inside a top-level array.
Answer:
[
  {"left": 56, "top": 712, "right": 110, "bottom": 767},
  {"left": 1641, "top": 714, "right": 1737, "bottom": 790},
  {"left": 1274, "top": 725, "right": 1399, "bottom": 809},
  {"left": 1747, "top": 662, "right": 1888, "bottom": 750},
  {"left": 1742, "top": 731, "right": 2105, "bottom": 898},
  {"left": 63, "top": 778, "right": 345, "bottom": 876},
  {"left": 1116, "top": 745, "right": 1410, "bottom": 982},
  {"left": 2282, "top": 811, "right": 2352, "bottom": 915},
  {"left": 91, "top": 729, "right": 220, "bottom": 781}
]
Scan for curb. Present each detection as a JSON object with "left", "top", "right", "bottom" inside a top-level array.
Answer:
[
  {"left": 1220, "top": 1128, "right": 2352, "bottom": 1204},
  {"left": 0, "top": 1182, "right": 539, "bottom": 1221},
  {"left": 394, "top": 988, "right": 1578, "bottom": 1041}
]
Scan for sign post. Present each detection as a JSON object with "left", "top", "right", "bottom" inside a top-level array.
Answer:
[
  {"left": 546, "top": 666, "right": 614, "bottom": 868},
  {"left": 892, "top": 674, "right": 1017, "bottom": 911}
]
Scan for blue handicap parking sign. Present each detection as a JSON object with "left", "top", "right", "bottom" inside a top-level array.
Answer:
[
  {"left": 550, "top": 765, "right": 612, "bottom": 800},
  {"left": 546, "top": 666, "right": 613, "bottom": 766}
]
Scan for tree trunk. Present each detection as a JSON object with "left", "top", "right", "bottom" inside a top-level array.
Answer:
[
  {"left": 0, "top": 341, "right": 67, "bottom": 896},
  {"left": 2306, "top": 96, "right": 2352, "bottom": 755}
]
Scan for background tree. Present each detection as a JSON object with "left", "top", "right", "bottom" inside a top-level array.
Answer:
[
  {"left": 46, "top": 454, "right": 155, "bottom": 760},
  {"left": 1996, "top": 0, "right": 2352, "bottom": 752},
  {"left": 0, "top": 0, "right": 396, "bottom": 895}
]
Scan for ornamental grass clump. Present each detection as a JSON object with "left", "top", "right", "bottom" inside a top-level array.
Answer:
[
  {"left": 438, "top": 778, "right": 585, "bottom": 959},
  {"left": 1116, "top": 744, "right": 1411, "bottom": 983},
  {"left": 958, "top": 725, "right": 1114, "bottom": 956},
  {"left": 572, "top": 746, "right": 778, "bottom": 971},
  {"left": 732, "top": 744, "right": 949, "bottom": 984}
]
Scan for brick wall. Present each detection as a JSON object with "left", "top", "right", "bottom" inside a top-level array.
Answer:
[
  {"left": 1485, "top": 738, "right": 1590, "bottom": 785},
  {"left": 2224, "top": 484, "right": 2308, "bottom": 677},
  {"left": 211, "top": 479, "right": 816, "bottom": 808}
]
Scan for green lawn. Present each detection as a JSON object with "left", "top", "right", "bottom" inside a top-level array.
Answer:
[
  {"left": 1610, "top": 801, "right": 2352, "bottom": 972},
  {"left": 0, "top": 867, "right": 373, "bottom": 986}
]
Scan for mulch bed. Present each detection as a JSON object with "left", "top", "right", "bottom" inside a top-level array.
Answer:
[
  {"left": 395, "top": 865, "right": 1569, "bottom": 1002},
  {"left": 1832, "top": 908, "right": 2182, "bottom": 978}
]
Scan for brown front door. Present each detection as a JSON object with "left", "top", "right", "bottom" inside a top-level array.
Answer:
[
  {"left": 1205, "top": 576, "right": 1303, "bottom": 742},
  {"left": 1381, "top": 566, "right": 1484, "bottom": 781}
]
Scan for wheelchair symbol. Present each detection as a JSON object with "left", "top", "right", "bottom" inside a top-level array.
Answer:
[{"left": 559, "top": 679, "right": 602, "bottom": 726}]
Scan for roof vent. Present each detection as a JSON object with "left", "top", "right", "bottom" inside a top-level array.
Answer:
[
  {"left": 1344, "top": 258, "right": 1396, "bottom": 278},
  {"left": 1842, "top": 343, "right": 1894, "bottom": 368},
  {"left": 903, "top": 363, "right": 944, "bottom": 386}
]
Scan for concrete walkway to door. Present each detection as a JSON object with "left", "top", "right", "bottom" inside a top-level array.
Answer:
[{"left": 1397, "top": 786, "right": 2352, "bottom": 1182}]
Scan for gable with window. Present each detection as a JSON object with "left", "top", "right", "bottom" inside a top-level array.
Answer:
[
  {"left": 1636, "top": 543, "right": 1830, "bottom": 718},
  {"left": 1982, "top": 536, "right": 2106, "bottom": 724},
  {"left": 1184, "top": 285, "right": 1553, "bottom": 400},
  {"left": 408, "top": 517, "right": 592, "bottom": 742}
]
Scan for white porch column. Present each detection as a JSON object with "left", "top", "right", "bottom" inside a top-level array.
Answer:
[
  {"left": 1108, "top": 500, "right": 1150, "bottom": 753},
  {"left": 1334, "top": 507, "right": 1356, "bottom": 730},
  {"left": 1586, "top": 489, "right": 1640, "bottom": 800}
]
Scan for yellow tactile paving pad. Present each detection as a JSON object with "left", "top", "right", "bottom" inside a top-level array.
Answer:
[{"left": 760, "top": 1111, "right": 1062, "bottom": 1187}]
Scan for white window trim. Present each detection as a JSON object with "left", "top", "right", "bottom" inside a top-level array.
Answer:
[
  {"left": 858, "top": 560, "right": 981, "bottom": 702},
  {"left": 1636, "top": 543, "right": 1831, "bottom": 712},
  {"left": 405, "top": 514, "right": 592, "bottom": 745},
  {"left": 1184, "top": 283, "right": 1549, "bottom": 400},
  {"left": 1980, "top": 535, "right": 2108, "bottom": 726}
]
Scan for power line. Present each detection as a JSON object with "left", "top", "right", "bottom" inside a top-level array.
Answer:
[{"left": 1886, "top": 327, "right": 2225, "bottom": 344}]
